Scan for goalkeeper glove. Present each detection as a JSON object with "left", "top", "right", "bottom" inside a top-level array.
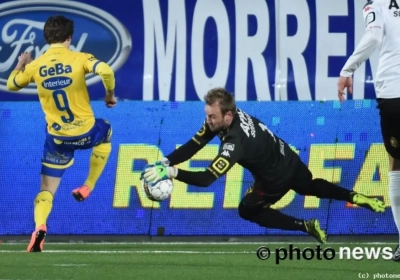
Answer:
[
  {"left": 141, "top": 161, "right": 178, "bottom": 185},
  {"left": 155, "top": 157, "right": 170, "bottom": 167},
  {"left": 139, "top": 158, "right": 170, "bottom": 181}
]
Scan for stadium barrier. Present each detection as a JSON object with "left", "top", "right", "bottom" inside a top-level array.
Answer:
[{"left": 0, "top": 100, "right": 393, "bottom": 236}]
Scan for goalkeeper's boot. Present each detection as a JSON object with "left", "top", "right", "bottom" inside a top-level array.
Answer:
[
  {"left": 393, "top": 245, "right": 400, "bottom": 262},
  {"left": 27, "top": 224, "right": 47, "bottom": 253},
  {"left": 72, "top": 185, "right": 91, "bottom": 202},
  {"left": 304, "top": 219, "right": 327, "bottom": 244},
  {"left": 351, "top": 192, "right": 385, "bottom": 213}
]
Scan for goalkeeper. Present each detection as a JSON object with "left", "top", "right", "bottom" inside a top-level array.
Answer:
[{"left": 142, "top": 87, "right": 385, "bottom": 243}]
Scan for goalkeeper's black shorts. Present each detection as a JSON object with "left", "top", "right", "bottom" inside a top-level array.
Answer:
[{"left": 241, "top": 156, "right": 313, "bottom": 209}]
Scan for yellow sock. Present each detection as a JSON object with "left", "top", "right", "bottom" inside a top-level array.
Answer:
[
  {"left": 34, "top": 191, "right": 53, "bottom": 229},
  {"left": 84, "top": 143, "right": 111, "bottom": 190}
]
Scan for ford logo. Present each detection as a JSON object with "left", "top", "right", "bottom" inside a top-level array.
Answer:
[{"left": 0, "top": 0, "right": 132, "bottom": 94}]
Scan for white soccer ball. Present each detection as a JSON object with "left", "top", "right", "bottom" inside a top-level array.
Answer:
[{"left": 141, "top": 178, "right": 174, "bottom": 201}]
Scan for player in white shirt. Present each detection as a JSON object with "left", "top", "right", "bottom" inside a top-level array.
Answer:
[{"left": 337, "top": 0, "right": 400, "bottom": 261}]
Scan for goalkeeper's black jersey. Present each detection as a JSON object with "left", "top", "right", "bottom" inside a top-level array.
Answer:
[{"left": 167, "top": 108, "right": 299, "bottom": 187}]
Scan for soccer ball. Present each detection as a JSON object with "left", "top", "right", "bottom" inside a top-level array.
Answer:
[{"left": 141, "top": 178, "right": 174, "bottom": 201}]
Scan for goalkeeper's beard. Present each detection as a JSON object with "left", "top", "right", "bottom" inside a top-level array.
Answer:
[{"left": 209, "top": 122, "right": 229, "bottom": 132}]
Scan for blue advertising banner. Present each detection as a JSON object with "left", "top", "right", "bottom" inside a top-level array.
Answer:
[
  {"left": 0, "top": 0, "right": 379, "bottom": 101},
  {"left": 0, "top": 100, "right": 394, "bottom": 236}
]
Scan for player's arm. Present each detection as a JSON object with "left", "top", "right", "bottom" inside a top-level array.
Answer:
[
  {"left": 340, "top": 2, "right": 383, "bottom": 77},
  {"left": 83, "top": 53, "right": 116, "bottom": 101},
  {"left": 6, "top": 53, "right": 34, "bottom": 91},
  {"left": 173, "top": 138, "right": 244, "bottom": 187},
  {"left": 165, "top": 121, "right": 217, "bottom": 166}
]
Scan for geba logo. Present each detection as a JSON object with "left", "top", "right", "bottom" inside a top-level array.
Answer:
[{"left": 0, "top": 0, "right": 132, "bottom": 94}]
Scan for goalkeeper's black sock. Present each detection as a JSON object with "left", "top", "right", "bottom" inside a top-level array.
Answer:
[
  {"left": 308, "top": 178, "right": 352, "bottom": 202},
  {"left": 250, "top": 208, "right": 307, "bottom": 232}
]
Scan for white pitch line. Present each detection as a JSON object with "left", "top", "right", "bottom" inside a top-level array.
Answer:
[
  {"left": 0, "top": 249, "right": 394, "bottom": 260},
  {"left": 54, "top": 264, "right": 89, "bottom": 267},
  {"left": 0, "top": 249, "right": 394, "bottom": 255},
  {"left": 0, "top": 250, "right": 254, "bottom": 254}
]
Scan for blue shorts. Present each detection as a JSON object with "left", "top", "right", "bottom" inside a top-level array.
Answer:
[{"left": 41, "top": 119, "right": 112, "bottom": 177}]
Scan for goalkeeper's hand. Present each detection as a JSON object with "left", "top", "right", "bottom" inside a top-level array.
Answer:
[
  {"left": 141, "top": 161, "right": 178, "bottom": 185},
  {"left": 155, "top": 157, "right": 170, "bottom": 167},
  {"left": 139, "top": 158, "right": 170, "bottom": 181}
]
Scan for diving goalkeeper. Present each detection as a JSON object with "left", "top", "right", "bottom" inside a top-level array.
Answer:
[{"left": 142, "top": 87, "right": 385, "bottom": 243}]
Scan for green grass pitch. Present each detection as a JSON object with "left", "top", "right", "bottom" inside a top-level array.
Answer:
[{"left": 0, "top": 242, "right": 398, "bottom": 280}]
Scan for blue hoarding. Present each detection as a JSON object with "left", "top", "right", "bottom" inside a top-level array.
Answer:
[{"left": 0, "top": 100, "right": 394, "bottom": 236}]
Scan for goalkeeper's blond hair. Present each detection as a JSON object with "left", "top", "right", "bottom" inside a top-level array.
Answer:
[{"left": 204, "top": 87, "right": 236, "bottom": 115}]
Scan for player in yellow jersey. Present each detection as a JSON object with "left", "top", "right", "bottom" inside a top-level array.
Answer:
[{"left": 6, "top": 16, "right": 117, "bottom": 252}]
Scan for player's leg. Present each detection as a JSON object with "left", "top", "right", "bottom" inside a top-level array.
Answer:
[
  {"left": 28, "top": 135, "right": 74, "bottom": 253},
  {"left": 28, "top": 175, "right": 61, "bottom": 253},
  {"left": 389, "top": 155, "right": 400, "bottom": 261},
  {"left": 377, "top": 98, "right": 400, "bottom": 261},
  {"left": 72, "top": 119, "right": 112, "bottom": 201},
  {"left": 238, "top": 182, "right": 327, "bottom": 243},
  {"left": 291, "top": 159, "right": 385, "bottom": 212}
]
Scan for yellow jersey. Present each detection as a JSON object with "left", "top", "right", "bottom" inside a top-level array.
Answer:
[{"left": 7, "top": 44, "right": 115, "bottom": 137}]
